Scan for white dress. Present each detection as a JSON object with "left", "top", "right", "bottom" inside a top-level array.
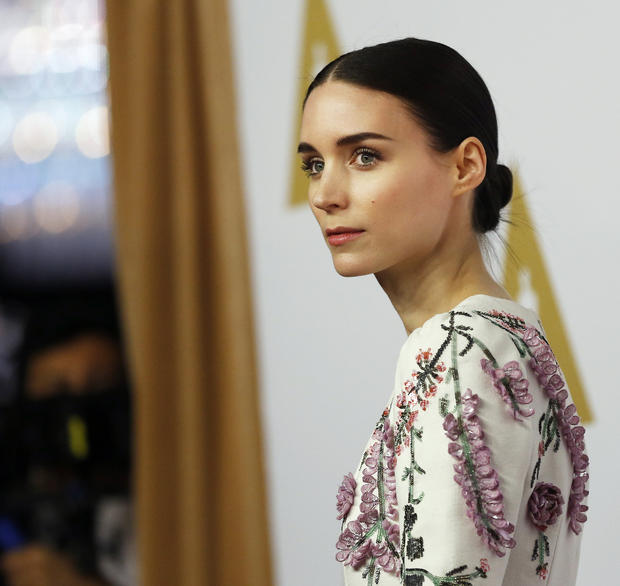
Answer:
[{"left": 335, "top": 295, "right": 588, "bottom": 585}]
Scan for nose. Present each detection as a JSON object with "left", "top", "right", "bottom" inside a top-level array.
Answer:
[{"left": 309, "top": 167, "right": 349, "bottom": 213}]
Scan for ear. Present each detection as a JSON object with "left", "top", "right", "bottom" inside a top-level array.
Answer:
[{"left": 452, "top": 137, "right": 486, "bottom": 197}]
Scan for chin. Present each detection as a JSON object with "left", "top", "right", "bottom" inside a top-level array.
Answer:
[{"left": 332, "top": 258, "right": 375, "bottom": 278}]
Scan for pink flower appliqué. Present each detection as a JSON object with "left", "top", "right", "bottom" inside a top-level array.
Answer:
[
  {"left": 523, "top": 327, "right": 589, "bottom": 535},
  {"left": 336, "top": 472, "right": 357, "bottom": 521},
  {"left": 443, "top": 389, "right": 516, "bottom": 557},
  {"left": 481, "top": 358, "right": 534, "bottom": 420},
  {"left": 528, "top": 482, "right": 564, "bottom": 531},
  {"left": 335, "top": 417, "right": 401, "bottom": 575}
]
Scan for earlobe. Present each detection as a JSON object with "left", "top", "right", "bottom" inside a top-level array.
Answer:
[{"left": 453, "top": 137, "right": 487, "bottom": 197}]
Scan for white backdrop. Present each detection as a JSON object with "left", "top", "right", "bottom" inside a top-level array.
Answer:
[{"left": 229, "top": 1, "right": 619, "bottom": 584}]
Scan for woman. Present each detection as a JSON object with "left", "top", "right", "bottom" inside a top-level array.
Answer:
[{"left": 297, "top": 38, "right": 588, "bottom": 585}]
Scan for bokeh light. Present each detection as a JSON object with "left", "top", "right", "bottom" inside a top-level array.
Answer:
[
  {"left": 0, "top": 0, "right": 113, "bottom": 285},
  {"left": 0, "top": 200, "right": 29, "bottom": 242},
  {"left": 0, "top": 102, "right": 14, "bottom": 148},
  {"left": 75, "top": 105, "right": 109, "bottom": 159},
  {"left": 12, "top": 111, "right": 59, "bottom": 163},
  {"left": 48, "top": 23, "right": 83, "bottom": 74},
  {"left": 33, "top": 181, "right": 80, "bottom": 234},
  {"left": 79, "top": 42, "right": 107, "bottom": 71},
  {"left": 8, "top": 25, "right": 49, "bottom": 75}
]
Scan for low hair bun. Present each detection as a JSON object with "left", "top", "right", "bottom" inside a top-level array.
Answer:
[
  {"left": 495, "top": 163, "right": 513, "bottom": 209},
  {"left": 473, "top": 163, "right": 513, "bottom": 233}
]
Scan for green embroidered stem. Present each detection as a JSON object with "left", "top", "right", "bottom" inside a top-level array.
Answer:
[
  {"left": 459, "top": 430, "right": 496, "bottom": 539},
  {"left": 474, "top": 311, "right": 530, "bottom": 357},
  {"left": 364, "top": 559, "right": 376, "bottom": 586},
  {"left": 400, "top": 424, "right": 426, "bottom": 578},
  {"left": 532, "top": 400, "right": 562, "bottom": 487},
  {"left": 450, "top": 328, "right": 498, "bottom": 541},
  {"left": 377, "top": 438, "right": 386, "bottom": 543},
  {"left": 409, "top": 426, "right": 416, "bottom": 503},
  {"left": 368, "top": 420, "right": 401, "bottom": 557},
  {"left": 538, "top": 531, "right": 545, "bottom": 568},
  {"left": 408, "top": 427, "right": 425, "bottom": 502},
  {"left": 404, "top": 565, "right": 487, "bottom": 585},
  {"left": 472, "top": 335, "right": 526, "bottom": 421},
  {"left": 451, "top": 328, "right": 462, "bottom": 404},
  {"left": 360, "top": 522, "right": 379, "bottom": 544},
  {"left": 532, "top": 531, "right": 550, "bottom": 579},
  {"left": 470, "top": 335, "right": 497, "bottom": 366}
]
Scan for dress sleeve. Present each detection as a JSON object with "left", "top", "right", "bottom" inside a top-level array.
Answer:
[
  {"left": 387, "top": 310, "right": 542, "bottom": 585},
  {"left": 337, "top": 308, "right": 587, "bottom": 585}
]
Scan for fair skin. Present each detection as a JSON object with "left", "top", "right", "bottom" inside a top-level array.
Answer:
[{"left": 299, "top": 81, "right": 510, "bottom": 335}]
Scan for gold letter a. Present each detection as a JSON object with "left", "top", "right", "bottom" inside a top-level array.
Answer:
[
  {"left": 504, "top": 172, "right": 593, "bottom": 422},
  {"left": 288, "top": 0, "right": 340, "bottom": 206}
]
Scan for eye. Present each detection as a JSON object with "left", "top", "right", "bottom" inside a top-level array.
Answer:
[
  {"left": 352, "top": 147, "right": 380, "bottom": 168},
  {"left": 300, "top": 157, "right": 324, "bottom": 177}
]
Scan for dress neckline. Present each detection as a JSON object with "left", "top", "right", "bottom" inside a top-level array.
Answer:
[{"left": 404, "top": 293, "right": 540, "bottom": 343}]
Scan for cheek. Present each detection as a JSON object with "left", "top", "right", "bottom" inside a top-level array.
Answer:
[
  {"left": 398, "top": 162, "right": 450, "bottom": 212},
  {"left": 377, "top": 168, "right": 442, "bottom": 217},
  {"left": 372, "top": 166, "right": 452, "bottom": 246}
]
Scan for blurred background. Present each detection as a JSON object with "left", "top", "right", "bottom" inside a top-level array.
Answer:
[
  {"left": 0, "top": 1, "right": 132, "bottom": 585},
  {"left": 0, "top": 0, "right": 616, "bottom": 585}
]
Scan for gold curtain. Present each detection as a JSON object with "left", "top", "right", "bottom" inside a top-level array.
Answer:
[{"left": 106, "top": 2, "right": 273, "bottom": 585}]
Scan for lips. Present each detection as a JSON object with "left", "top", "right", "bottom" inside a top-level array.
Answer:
[{"left": 325, "top": 227, "right": 365, "bottom": 246}]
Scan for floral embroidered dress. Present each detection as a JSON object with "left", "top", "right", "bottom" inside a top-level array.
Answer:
[{"left": 335, "top": 295, "right": 588, "bottom": 585}]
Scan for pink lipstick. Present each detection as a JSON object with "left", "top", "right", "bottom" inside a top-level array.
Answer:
[{"left": 326, "top": 227, "right": 365, "bottom": 246}]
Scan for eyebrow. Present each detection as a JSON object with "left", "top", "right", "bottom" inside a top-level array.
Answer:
[{"left": 297, "top": 132, "right": 394, "bottom": 154}]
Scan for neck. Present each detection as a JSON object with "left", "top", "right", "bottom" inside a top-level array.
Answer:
[{"left": 375, "top": 234, "right": 510, "bottom": 336}]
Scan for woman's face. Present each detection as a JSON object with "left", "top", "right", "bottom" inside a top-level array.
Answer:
[{"left": 298, "top": 81, "right": 459, "bottom": 278}]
